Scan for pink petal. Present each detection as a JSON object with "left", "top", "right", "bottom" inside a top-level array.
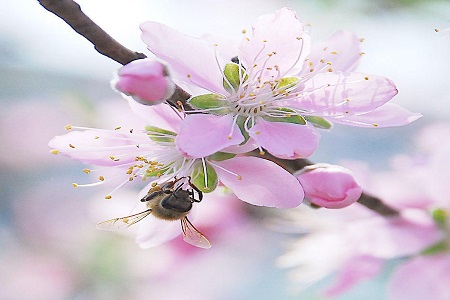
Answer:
[
  {"left": 176, "top": 114, "right": 244, "bottom": 158},
  {"left": 214, "top": 156, "right": 304, "bottom": 208},
  {"left": 140, "top": 22, "right": 226, "bottom": 94},
  {"left": 297, "top": 72, "right": 398, "bottom": 116},
  {"left": 48, "top": 129, "right": 150, "bottom": 166},
  {"left": 301, "top": 30, "right": 362, "bottom": 76},
  {"left": 351, "top": 211, "right": 441, "bottom": 259},
  {"left": 330, "top": 103, "right": 422, "bottom": 128},
  {"left": 127, "top": 99, "right": 181, "bottom": 132},
  {"left": 248, "top": 119, "right": 320, "bottom": 159},
  {"left": 324, "top": 255, "right": 384, "bottom": 297},
  {"left": 238, "top": 7, "right": 311, "bottom": 80},
  {"left": 388, "top": 255, "right": 450, "bottom": 300}
]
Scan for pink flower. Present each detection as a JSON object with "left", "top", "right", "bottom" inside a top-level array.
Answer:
[
  {"left": 113, "top": 58, "right": 175, "bottom": 105},
  {"left": 295, "top": 163, "right": 362, "bottom": 209},
  {"left": 49, "top": 100, "right": 304, "bottom": 247},
  {"left": 388, "top": 255, "right": 450, "bottom": 300},
  {"left": 140, "top": 8, "right": 419, "bottom": 159}
]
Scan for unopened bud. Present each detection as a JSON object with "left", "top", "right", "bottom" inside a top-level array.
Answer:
[
  {"left": 295, "top": 163, "right": 362, "bottom": 209},
  {"left": 114, "top": 59, "right": 175, "bottom": 105}
]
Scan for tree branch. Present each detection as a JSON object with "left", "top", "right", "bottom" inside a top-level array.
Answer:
[
  {"left": 37, "top": 0, "right": 191, "bottom": 106},
  {"left": 38, "top": 0, "right": 399, "bottom": 217},
  {"left": 250, "top": 151, "right": 400, "bottom": 217},
  {"left": 38, "top": 0, "right": 147, "bottom": 65}
]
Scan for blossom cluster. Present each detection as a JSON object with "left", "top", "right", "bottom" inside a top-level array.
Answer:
[{"left": 49, "top": 8, "right": 419, "bottom": 248}]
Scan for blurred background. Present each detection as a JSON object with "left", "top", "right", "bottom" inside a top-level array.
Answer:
[{"left": 1, "top": 0, "right": 449, "bottom": 299}]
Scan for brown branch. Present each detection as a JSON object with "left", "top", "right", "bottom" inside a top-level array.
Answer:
[
  {"left": 38, "top": 0, "right": 147, "bottom": 65},
  {"left": 39, "top": 0, "right": 399, "bottom": 217}
]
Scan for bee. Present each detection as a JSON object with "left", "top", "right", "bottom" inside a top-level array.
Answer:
[{"left": 96, "top": 177, "right": 211, "bottom": 249}]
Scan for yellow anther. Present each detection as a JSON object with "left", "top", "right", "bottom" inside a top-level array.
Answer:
[
  {"left": 114, "top": 126, "right": 121, "bottom": 130},
  {"left": 99, "top": 176, "right": 105, "bottom": 181},
  {"left": 241, "top": 29, "right": 247, "bottom": 34},
  {"left": 359, "top": 38, "right": 365, "bottom": 42},
  {"left": 330, "top": 51, "right": 338, "bottom": 55},
  {"left": 50, "top": 149, "right": 59, "bottom": 155},
  {"left": 228, "top": 135, "right": 232, "bottom": 140},
  {"left": 308, "top": 61, "right": 313, "bottom": 67},
  {"left": 359, "top": 52, "right": 365, "bottom": 56},
  {"left": 82, "top": 168, "right": 91, "bottom": 174},
  {"left": 373, "top": 123, "right": 379, "bottom": 127},
  {"left": 105, "top": 195, "right": 112, "bottom": 200},
  {"left": 259, "top": 150, "right": 265, "bottom": 155},
  {"left": 69, "top": 144, "right": 75, "bottom": 148},
  {"left": 237, "top": 175, "right": 243, "bottom": 180},
  {"left": 327, "top": 67, "right": 333, "bottom": 72},
  {"left": 64, "top": 124, "right": 72, "bottom": 130},
  {"left": 94, "top": 136, "right": 99, "bottom": 139},
  {"left": 72, "top": 183, "right": 78, "bottom": 188},
  {"left": 364, "top": 76, "right": 369, "bottom": 80},
  {"left": 309, "top": 68, "right": 315, "bottom": 72}
]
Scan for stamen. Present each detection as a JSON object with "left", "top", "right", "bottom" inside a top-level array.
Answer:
[
  {"left": 208, "top": 160, "right": 243, "bottom": 180},
  {"left": 201, "top": 158, "right": 209, "bottom": 189}
]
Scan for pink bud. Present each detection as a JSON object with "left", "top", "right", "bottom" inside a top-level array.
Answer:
[
  {"left": 114, "top": 59, "right": 175, "bottom": 105},
  {"left": 295, "top": 163, "right": 362, "bottom": 209}
]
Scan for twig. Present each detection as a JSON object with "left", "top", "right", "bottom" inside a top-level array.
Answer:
[
  {"left": 37, "top": 0, "right": 147, "bottom": 65},
  {"left": 38, "top": 0, "right": 399, "bottom": 217},
  {"left": 37, "top": 0, "right": 191, "bottom": 106}
]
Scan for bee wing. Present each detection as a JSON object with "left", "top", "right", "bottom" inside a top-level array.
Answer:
[
  {"left": 181, "top": 217, "right": 211, "bottom": 249},
  {"left": 96, "top": 209, "right": 152, "bottom": 231}
]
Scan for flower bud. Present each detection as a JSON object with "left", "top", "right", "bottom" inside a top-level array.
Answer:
[
  {"left": 114, "top": 59, "right": 175, "bottom": 105},
  {"left": 295, "top": 163, "right": 362, "bottom": 209}
]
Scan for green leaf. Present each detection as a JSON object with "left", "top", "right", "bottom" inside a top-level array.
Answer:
[
  {"left": 432, "top": 208, "right": 448, "bottom": 228},
  {"left": 304, "top": 116, "right": 333, "bottom": 129},
  {"left": 188, "top": 94, "right": 229, "bottom": 114},
  {"left": 262, "top": 107, "right": 306, "bottom": 125},
  {"left": 191, "top": 162, "right": 218, "bottom": 193},
  {"left": 208, "top": 151, "right": 236, "bottom": 161},
  {"left": 223, "top": 63, "right": 247, "bottom": 92},
  {"left": 421, "top": 240, "right": 449, "bottom": 255},
  {"left": 145, "top": 126, "right": 176, "bottom": 142}
]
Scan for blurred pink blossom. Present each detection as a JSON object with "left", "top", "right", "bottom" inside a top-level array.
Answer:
[{"left": 279, "top": 123, "right": 450, "bottom": 298}]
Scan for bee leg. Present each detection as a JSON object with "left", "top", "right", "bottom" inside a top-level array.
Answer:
[{"left": 187, "top": 177, "right": 203, "bottom": 202}]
